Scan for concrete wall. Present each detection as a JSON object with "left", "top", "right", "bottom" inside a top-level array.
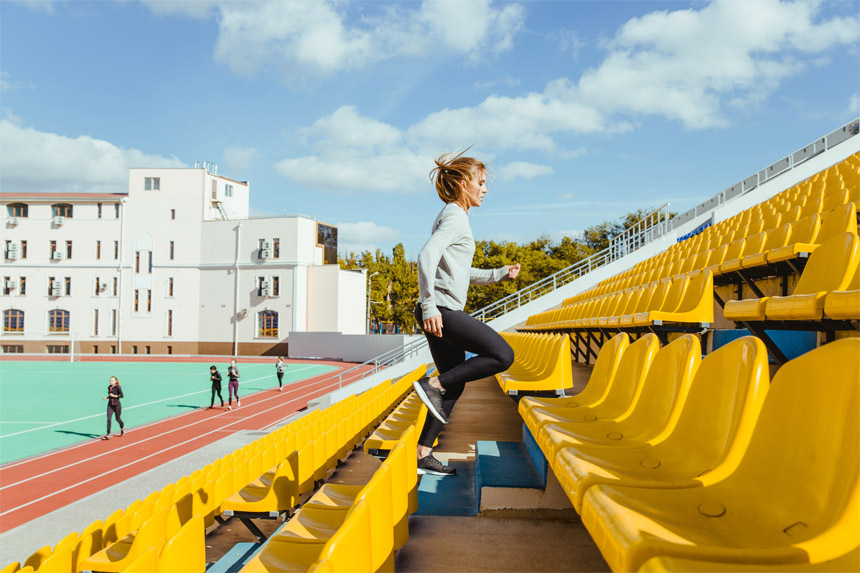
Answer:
[{"left": 288, "top": 332, "right": 424, "bottom": 362}]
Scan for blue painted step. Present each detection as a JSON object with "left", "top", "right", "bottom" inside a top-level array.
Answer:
[
  {"left": 476, "top": 440, "right": 544, "bottom": 492},
  {"left": 206, "top": 542, "right": 260, "bottom": 572}
]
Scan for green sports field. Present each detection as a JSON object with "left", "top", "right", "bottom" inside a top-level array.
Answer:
[{"left": 0, "top": 361, "right": 338, "bottom": 464}]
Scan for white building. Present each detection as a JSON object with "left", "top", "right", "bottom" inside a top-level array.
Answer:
[{"left": 0, "top": 165, "right": 366, "bottom": 356}]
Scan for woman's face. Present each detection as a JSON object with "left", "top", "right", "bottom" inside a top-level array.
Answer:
[
  {"left": 110, "top": 377, "right": 117, "bottom": 386},
  {"left": 460, "top": 168, "right": 487, "bottom": 209}
]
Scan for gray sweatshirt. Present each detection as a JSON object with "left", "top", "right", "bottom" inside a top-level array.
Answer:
[{"left": 417, "top": 203, "right": 510, "bottom": 321}]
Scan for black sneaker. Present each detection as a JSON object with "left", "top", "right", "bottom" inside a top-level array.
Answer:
[
  {"left": 413, "top": 377, "right": 448, "bottom": 424},
  {"left": 417, "top": 454, "right": 456, "bottom": 476}
]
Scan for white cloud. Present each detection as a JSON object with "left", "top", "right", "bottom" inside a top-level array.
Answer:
[
  {"left": 849, "top": 94, "right": 860, "bottom": 115},
  {"left": 0, "top": 118, "right": 185, "bottom": 193},
  {"left": 201, "top": 0, "right": 524, "bottom": 82},
  {"left": 576, "top": 0, "right": 859, "bottom": 129},
  {"left": 272, "top": 0, "right": 856, "bottom": 193},
  {"left": 337, "top": 221, "right": 402, "bottom": 255},
  {"left": 223, "top": 145, "right": 257, "bottom": 174},
  {"left": 7, "top": 0, "right": 59, "bottom": 13},
  {"left": 139, "top": 0, "right": 220, "bottom": 19},
  {"left": 497, "top": 161, "right": 553, "bottom": 182}
]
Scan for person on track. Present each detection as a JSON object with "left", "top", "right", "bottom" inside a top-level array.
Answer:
[
  {"left": 412, "top": 150, "right": 520, "bottom": 476},
  {"left": 102, "top": 376, "right": 125, "bottom": 440},
  {"left": 227, "top": 358, "right": 240, "bottom": 410},
  {"left": 275, "top": 356, "right": 287, "bottom": 391},
  {"left": 209, "top": 365, "right": 224, "bottom": 409}
]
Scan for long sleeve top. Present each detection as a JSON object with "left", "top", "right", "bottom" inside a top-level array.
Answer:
[
  {"left": 227, "top": 366, "right": 240, "bottom": 381},
  {"left": 417, "top": 203, "right": 510, "bottom": 321},
  {"left": 211, "top": 370, "right": 222, "bottom": 386},
  {"left": 107, "top": 385, "right": 123, "bottom": 406}
]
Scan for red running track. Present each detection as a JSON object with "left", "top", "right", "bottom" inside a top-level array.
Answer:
[{"left": 0, "top": 362, "right": 373, "bottom": 533}]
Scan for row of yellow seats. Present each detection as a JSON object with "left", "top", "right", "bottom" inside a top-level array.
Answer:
[
  {"left": 364, "top": 390, "right": 432, "bottom": 453},
  {"left": 605, "top": 199, "right": 856, "bottom": 295},
  {"left": 523, "top": 270, "right": 713, "bottom": 330},
  {"left": 222, "top": 363, "right": 427, "bottom": 516},
  {"left": 242, "top": 425, "right": 419, "bottom": 572},
  {"left": 4, "top": 371, "right": 419, "bottom": 573},
  {"left": 577, "top": 153, "right": 859, "bottom": 302},
  {"left": 724, "top": 231, "right": 860, "bottom": 322},
  {"left": 496, "top": 332, "right": 572, "bottom": 394},
  {"left": 519, "top": 332, "right": 859, "bottom": 572}
]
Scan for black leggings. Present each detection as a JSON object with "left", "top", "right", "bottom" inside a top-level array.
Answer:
[
  {"left": 107, "top": 403, "right": 124, "bottom": 434},
  {"left": 211, "top": 385, "right": 224, "bottom": 407},
  {"left": 415, "top": 305, "right": 514, "bottom": 448},
  {"left": 277, "top": 372, "right": 284, "bottom": 387}
]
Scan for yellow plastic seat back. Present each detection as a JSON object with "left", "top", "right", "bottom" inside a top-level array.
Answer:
[
  {"left": 316, "top": 500, "right": 373, "bottom": 573},
  {"left": 724, "top": 338, "right": 859, "bottom": 558},
  {"left": 791, "top": 232, "right": 860, "bottom": 296}
]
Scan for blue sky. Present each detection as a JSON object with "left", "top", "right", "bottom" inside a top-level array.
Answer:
[{"left": 1, "top": 0, "right": 858, "bottom": 258}]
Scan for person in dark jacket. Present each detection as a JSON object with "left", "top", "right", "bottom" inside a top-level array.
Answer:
[
  {"left": 227, "top": 358, "right": 240, "bottom": 410},
  {"left": 102, "top": 376, "right": 125, "bottom": 440},
  {"left": 209, "top": 365, "right": 224, "bottom": 409}
]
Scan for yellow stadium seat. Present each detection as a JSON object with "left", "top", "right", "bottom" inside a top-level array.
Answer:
[
  {"left": 637, "top": 547, "right": 860, "bottom": 572},
  {"left": 554, "top": 336, "right": 769, "bottom": 513},
  {"left": 158, "top": 515, "right": 206, "bottom": 573},
  {"left": 580, "top": 338, "right": 859, "bottom": 572},
  {"left": 33, "top": 545, "right": 72, "bottom": 573},
  {"left": 765, "top": 232, "right": 860, "bottom": 320},
  {"left": 527, "top": 334, "right": 659, "bottom": 450},
  {"left": 721, "top": 232, "right": 766, "bottom": 274},
  {"left": 221, "top": 450, "right": 300, "bottom": 515},
  {"left": 0, "top": 563, "right": 19, "bottom": 573},
  {"left": 739, "top": 223, "right": 792, "bottom": 269},
  {"left": 634, "top": 271, "right": 713, "bottom": 326},
  {"left": 73, "top": 521, "right": 104, "bottom": 572},
  {"left": 518, "top": 333, "right": 628, "bottom": 423},
  {"left": 242, "top": 500, "right": 373, "bottom": 573},
  {"left": 22, "top": 547, "right": 50, "bottom": 571},
  {"left": 81, "top": 508, "right": 169, "bottom": 572},
  {"left": 824, "top": 254, "right": 860, "bottom": 320},
  {"left": 538, "top": 335, "right": 700, "bottom": 459},
  {"left": 117, "top": 548, "right": 158, "bottom": 573},
  {"left": 725, "top": 233, "right": 860, "bottom": 322},
  {"left": 632, "top": 276, "right": 688, "bottom": 326},
  {"left": 272, "top": 464, "right": 394, "bottom": 572},
  {"left": 769, "top": 202, "right": 857, "bottom": 262}
]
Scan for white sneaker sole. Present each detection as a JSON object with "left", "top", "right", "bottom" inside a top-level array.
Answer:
[
  {"left": 413, "top": 379, "right": 448, "bottom": 424},
  {"left": 417, "top": 467, "right": 456, "bottom": 476}
]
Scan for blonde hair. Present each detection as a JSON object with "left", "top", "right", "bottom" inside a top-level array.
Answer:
[{"left": 429, "top": 149, "right": 486, "bottom": 203}]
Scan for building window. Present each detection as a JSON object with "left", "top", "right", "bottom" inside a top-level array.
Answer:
[
  {"left": 169, "top": 241, "right": 174, "bottom": 260},
  {"left": 168, "top": 277, "right": 174, "bottom": 297},
  {"left": 2, "top": 345, "right": 24, "bottom": 353},
  {"left": 147, "top": 290, "right": 152, "bottom": 312},
  {"left": 258, "top": 310, "right": 278, "bottom": 338},
  {"left": 96, "top": 240, "right": 101, "bottom": 260},
  {"left": 146, "top": 345, "right": 151, "bottom": 354},
  {"left": 134, "top": 289, "right": 139, "bottom": 312},
  {"left": 273, "top": 238, "right": 280, "bottom": 258},
  {"left": 48, "top": 276, "right": 56, "bottom": 296},
  {"left": 49, "top": 309, "right": 70, "bottom": 333},
  {"left": 52, "top": 203, "right": 73, "bottom": 218},
  {"left": 94, "top": 277, "right": 101, "bottom": 296},
  {"left": 114, "top": 240, "right": 119, "bottom": 260},
  {"left": 133, "top": 345, "right": 138, "bottom": 354},
  {"left": 257, "top": 276, "right": 266, "bottom": 296},
  {"left": 3, "top": 309, "right": 24, "bottom": 332},
  {"left": 148, "top": 251, "right": 152, "bottom": 274},
  {"left": 112, "top": 277, "right": 118, "bottom": 296},
  {"left": 19, "top": 276, "right": 26, "bottom": 295},
  {"left": 93, "top": 309, "right": 99, "bottom": 336},
  {"left": 47, "top": 345, "right": 69, "bottom": 354},
  {"left": 64, "top": 277, "right": 72, "bottom": 296},
  {"left": 317, "top": 223, "right": 338, "bottom": 265},
  {"left": 20, "top": 240, "right": 27, "bottom": 259},
  {"left": 273, "top": 276, "right": 279, "bottom": 297},
  {"left": 8, "top": 203, "right": 28, "bottom": 218},
  {"left": 135, "top": 251, "right": 140, "bottom": 273},
  {"left": 166, "top": 309, "right": 173, "bottom": 337},
  {"left": 225, "top": 184, "right": 233, "bottom": 197},
  {"left": 115, "top": 203, "right": 120, "bottom": 218},
  {"left": 111, "top": 309, "right": 117, "bottom": 336},
  {"left": 93, "top": 345, "right": 99, "bottom": 354},
  {"left": 98, "top": 203, "right": 103, "bottom": 219},
  {"left": 50, "top": 240, "right": 57, "bottom": 257},
  {"left": 3, "top": 276, "right": 11, "bottom": 296},
  {"left": 66, "top": 240, "right": 73, "bottom": 259},
  {"left": 170, "top": 209, "right": 176, "bottom": 220},
  {"left": 167, "top": 345, "right": 172, "bottom": 355},
  {"left": 144, "top": 177, "right": 160, "bottom": 191}
]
